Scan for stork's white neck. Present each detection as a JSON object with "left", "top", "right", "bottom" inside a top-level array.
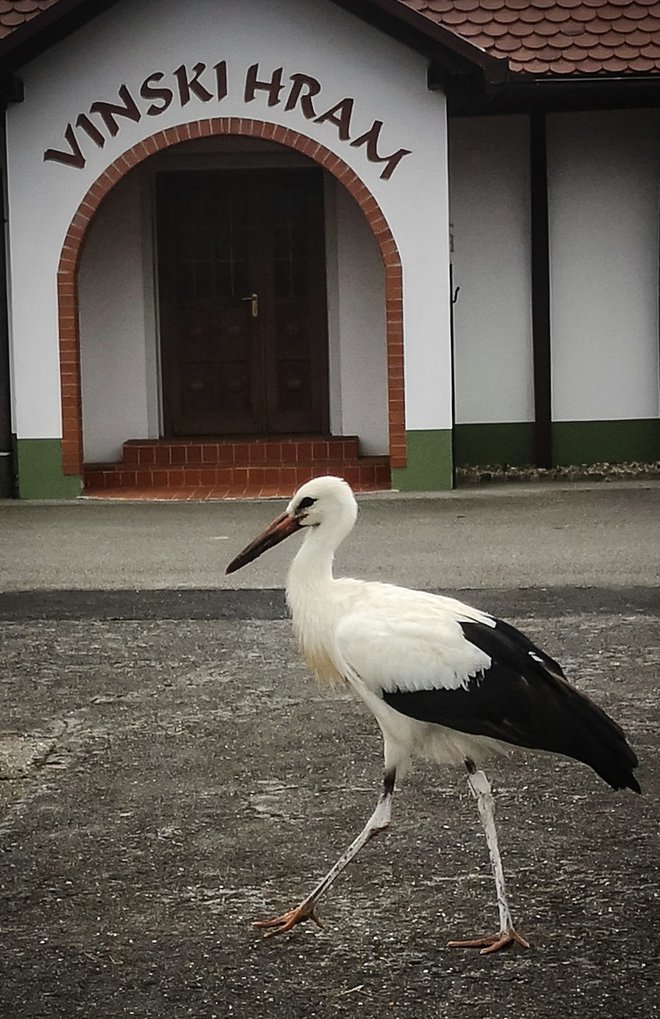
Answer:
[
  {"left": 285, "top": 514, "right": 354, "bottom": 684},
  {"left": 287, "top": 518, "right": 339, "bottom": 588},
  {"left": 287, "top": 506, "right": 358, "bottom": 606}
]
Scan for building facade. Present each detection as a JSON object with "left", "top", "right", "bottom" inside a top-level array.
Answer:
[{"left": 1, "top": 0, "right": 658, "bottom": 498}]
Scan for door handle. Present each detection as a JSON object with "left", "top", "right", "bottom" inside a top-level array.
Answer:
[{"left": 242, "top": 292, "right": 259, "bottom": 318}]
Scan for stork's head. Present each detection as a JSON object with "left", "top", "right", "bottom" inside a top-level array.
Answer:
[
  {"left": 285, "top": 475, "right": 358, "bottom": 529},
  {"left": 225, "top": 476, "right": 358, "bottom": 574}
]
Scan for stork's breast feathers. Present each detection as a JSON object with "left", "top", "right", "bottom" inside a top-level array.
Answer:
[{"left": 301, "top": 640, "right": 345, "bottom": 684}]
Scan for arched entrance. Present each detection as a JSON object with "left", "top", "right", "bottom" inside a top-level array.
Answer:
[{"left": 57, "top": 118, "right": 406, "bottom": 489}]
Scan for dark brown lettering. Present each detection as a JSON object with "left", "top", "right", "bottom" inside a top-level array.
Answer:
[
  {"left": 314, "top": 97, "right": 354, "bottom": 141},
  {"left": 43, "top": 123, "right": 86, "bottom": 169},
  {"left": 90, "top": 84, "right": 141, "bottom": 137},
  {"left": 244, "top": 63, "right": 284, "bottom": 106},
  {"left": 43, "top": 62, "right": 413, "bottom": 179},
  {"left": 76, "top": 113, "right": 105, "bottom": 148},
  {"left": 214, "top": 60, "right": 228, "bottom": 101},
  {"left": 140, "top": 72, "right": 174, "bottom": 116},
  {"left": 173, "top": 62, "right": 214, "bottom": 106},
  {"left": 350, "top": 120, "right": 411, "bottom": 180},
  {"left": 285, "top": 73, "right": 321, "bottom": 119}
]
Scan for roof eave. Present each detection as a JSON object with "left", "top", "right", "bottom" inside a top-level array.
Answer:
[{"left": 448, "top": 70, "right": 660, "bottom": 116}]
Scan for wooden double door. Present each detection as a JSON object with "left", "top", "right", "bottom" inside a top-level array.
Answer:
[{"left": 157, "top": 168, "right": 329, "bottom": 436}]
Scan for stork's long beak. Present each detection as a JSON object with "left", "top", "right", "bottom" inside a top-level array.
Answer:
[{"left": 225, "top": 512, "right": 302, "bottom": 574}]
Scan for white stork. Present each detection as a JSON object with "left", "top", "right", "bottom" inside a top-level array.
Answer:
[{"left": 226, "top": 476, "right": 640, "bottom": 954}]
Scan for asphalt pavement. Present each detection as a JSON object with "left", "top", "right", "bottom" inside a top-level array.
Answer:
[{"left": 0, "top": 481, "right": 658, "bottom": 1018}]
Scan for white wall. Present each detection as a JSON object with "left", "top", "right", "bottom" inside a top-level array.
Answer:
[
  {"left": 548, "top": 109, "right": 660, "bottom": 422},
  {"left": 6, "top": 0, "right": 451, "bottom": 442},
  {"left": 333, "top": 180, "right": 388, "bottom": 453},
  {"left": 78, "top": 172, "right": 151, "bottom": 462},
  {"left": 448, "top": 115, "right": 533, "bottom": 425}
]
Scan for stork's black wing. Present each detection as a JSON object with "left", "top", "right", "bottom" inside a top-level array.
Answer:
[{"left": 382, "top": 618, "right": 640, "bottom": 793}]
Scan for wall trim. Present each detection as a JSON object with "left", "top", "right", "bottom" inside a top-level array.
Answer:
[
  {"left": 552, "top": 419, "right": 660, "bottom": 465},
  {"left": 16, "top": 438, "right": 82, "bottom": 499},
  {"left": 454, "top": 421, "right": 535, "bottom": 467},
  {"left": 391, "top": 428, "right": 452, "bottom": 490},
  {"left": 454, "top": 419, "right": 659, "bottom": 468},
  {"left": 56, "top": 117, "right": 406, "bottom": 478}
]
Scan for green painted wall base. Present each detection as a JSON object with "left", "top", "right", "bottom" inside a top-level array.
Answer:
[
  {"left": 454, "top": 422, "right": 535, "bottom": 467},
  {"left": 552, "top": 419, "right": 660, "bottom": 466},
  {"left": 453, "top": 419, "right": 659, "bottom": 469},
  {"left": 391, "top": 429, "right": 452, "bottom": 491},
  {"left": 16, "top": 439, "right": 82, "bottom": 499}
]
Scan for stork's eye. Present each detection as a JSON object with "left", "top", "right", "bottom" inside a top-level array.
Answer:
[{"left": 297, "top": 496, "right": 316, "bottom": 513}]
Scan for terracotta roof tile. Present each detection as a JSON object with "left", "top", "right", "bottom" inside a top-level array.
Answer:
[
  {"left": 571, "top": 5, "right": 605, "bottom": 17},
  {"left": 522, "top": 29, "right": 554, "bottom": 41},
  {"left": 585, "top": 19, "right": 618, "bottom": 31},
  {"left": 1, "top": 0, "right": 659, "bottom": 77},
  {"left": 402, "top": 0, "right": 660, "bottom": 74},
  {"left": 518, "top": 6, "right": 548, "bottom": 19},
  {"left": 496, "top": 30, "right": 530, "bottom": 46},
  {"left": 508, "top": 16, "right": 543, "bottom": 30},
  {"left": 561, "top": 40, "right": 591, "bottom": 52},
  {"left": 468, "top": 29, "right": 501, "bottom": 43},
  {"left": 434, "top": 6, "right": 468, "bottom": 21},
  {"left": 597, "top": 53, "right": 633, "bottom": 64},
  {"left": 482, "top": 18, "right": 513, "bottom": 31},
  {"left": 535, "top": 18, "right": 570, "bottom": 32},
  {"left": 595, "top": 26, "right": 627, "bottom": 39}
]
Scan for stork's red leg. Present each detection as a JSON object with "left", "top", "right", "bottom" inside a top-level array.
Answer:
[{"left": 253, "top": 769, "right": 396, "bottom": 939}]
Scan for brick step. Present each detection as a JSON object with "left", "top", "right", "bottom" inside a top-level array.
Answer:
[
  {"left": 121, "top": 436, "right": 361, "bottom": 467},
  {"left": 84, "top": 459, "right": 391, "bottom": 491}
]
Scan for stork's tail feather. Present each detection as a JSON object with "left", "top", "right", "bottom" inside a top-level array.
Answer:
[{"left": 559, "top": 687, "right": 641, "bottom": 793}]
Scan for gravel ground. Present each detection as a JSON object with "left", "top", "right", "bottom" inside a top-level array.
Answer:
[{"left": 456, "top": 461, "right": 660, "bottom": 485}]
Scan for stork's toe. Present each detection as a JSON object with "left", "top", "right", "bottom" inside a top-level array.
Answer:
[
  {"left": 253, "top": 903, "right": 324, "bottom": 939},
  {"left": 447, "top": 929, "right": 530, "bottom": 955}
]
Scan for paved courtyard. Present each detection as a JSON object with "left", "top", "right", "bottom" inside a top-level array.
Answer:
[{"left": 0, "top": 482, "right": 658, "bottom": 1018}]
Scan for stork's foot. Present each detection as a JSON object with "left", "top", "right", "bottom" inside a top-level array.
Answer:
[
  {"left": 447, "top": 929, "right": 530, "bottom": 955},
  {"left": 253, "top": 901, "right": 324, "bottom": 939}
]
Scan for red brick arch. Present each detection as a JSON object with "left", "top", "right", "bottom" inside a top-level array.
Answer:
[{"left": 57, "top": 117, "right": 406, "bottom": 477}]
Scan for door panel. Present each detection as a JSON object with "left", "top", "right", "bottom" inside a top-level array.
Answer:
[
  {"left": 266, "top": 172, "right": 328, "bottom": 433},
  {"left": 156, "top": 169, "right": 328, "bottom": 436}
]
